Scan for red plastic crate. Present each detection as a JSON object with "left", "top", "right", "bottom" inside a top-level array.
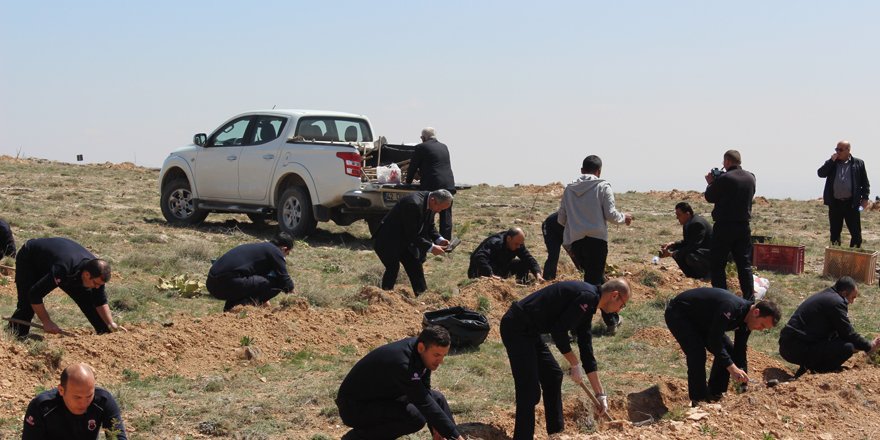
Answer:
[{"left": 753, "top": 243, "right": 805, "bottom": 274}]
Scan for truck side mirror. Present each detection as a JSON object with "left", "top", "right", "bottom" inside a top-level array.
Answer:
[{"left": 193, "top": 133, "right": 207, "bottom": 146}]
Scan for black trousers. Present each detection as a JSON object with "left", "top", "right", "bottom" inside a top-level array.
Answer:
[
  {"left": 10, "top": 264, "right": 110, "bottom": 337},
  {"left": 336, "top": 390, "right": 454, "bottom": 440},
  {"left": 709, "top": 221, "right": 754, "bottom": 300},
  {"left": 665, "top": 308, "right": 749, "bottom": 403},
  {"left": 571, "top": 236, "right": 617, "bottom": 327},
  {"left": 778, "top": 332, "right": 856, "bottom": 373},
  {"left": 500, "top": 307, "right": 565, "bottom": 440},
  {"left": 374, "top": 242, "right": 427, "bottom": 295},
  {"left": 206, "top": 275, "right": 282, "bottom": 312},
  {"left": 439, "top": 200, "right": 453, "bottom": 242},
  {"left": 828, "top": 198, "right": 862, "bottom": 247},
  {"left": 672, "top": 249, "right": 711, "bottom": 279},
  {"left": 467, "top": 259, "right": 533, "bottom": 283},
  {"left": 542, "top": 220, "right": 564, "bottom": 280}
]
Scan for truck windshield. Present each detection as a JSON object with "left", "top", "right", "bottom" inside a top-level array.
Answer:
[{"left": 295, "top": 117, "right": 373, "bottom": 142}]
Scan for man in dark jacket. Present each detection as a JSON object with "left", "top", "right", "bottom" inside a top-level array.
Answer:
[
  {"left": 467, "top": 227, "right": 544, "bottom": 283},
  {"left": 0, "top": 218, "right": 15, "bottom": 257},
  {"left": 374, "top": 190, "right": 452, "bottom": 295},
  {"left": 500, "top": 279, "right": 630, "bottom": 439},
  {"left": 779, "top": 277, "right": 880, "bottom": 378},
  {"left": 659, "top": 202, "right": 712, "bottom": 279},
  {"left": 10, "top": 237, "right": 123, "bottom": 338},
  {"left": 665, "top": 287, "right": 780, "bottom": 405},
  {"left": 705, "top": 149, "right": 756, "bottom": 300},
  {"left": 817, "top": 140, "right": 871, "bottom": 248},
  {"left": 405, "top": 127, "right": 456, "bottom": 240},
  {"left": 336, "top": 325, "right": 464, "bottom": 440},
  {"left": 23, "top": 363, "right": 127, "bottom": 440},
  {"left": 206, "top": 232, "right": 295, "bottom": 312}
]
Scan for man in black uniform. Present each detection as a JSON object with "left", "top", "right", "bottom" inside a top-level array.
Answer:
[
  {"left": 467, "top": 227, "right": 544, "bottom": 283},
  {"left": 779, "top": 276, "right": 880, "bottom": 377},
  {"left": 206, "top": 232, "right": 295, "bottom": 312},
  {"left": 705, "top": 149, "right": 756, "bottom": 300},
  {"left": 405, "top": 127, "right": 457, "bottom": 241},
  {"left": 665, "top": 287, "right": 780, "bottom": 406},
  {"left": 0, "top": 218, "right": 15, "bottom": 257},
  {"left": 23, "top": 363, "right": 127, "bottom": 440},
  {"left": 10, "top": 237, "right": 122, "bottom": 338},
  {"left": 500, "top": 279, "right": 630, "bottom": 439},
  {"left": 336, "top": 325, "right": 464, "bottom": 440},
  {"left": 373, "top": 189, "right": 452, "bottom": 295},
  {"left": 659, "top": 202, "right": 712, "bottom": 279},
  {"left": 817, "top": 140, "right": 871, "bottom": 248}
]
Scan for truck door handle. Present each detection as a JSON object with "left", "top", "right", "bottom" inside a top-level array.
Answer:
[
  {"left": 263, "top": 154, "right": 275, "bottom": 160},
  {"left": 227, "top": 156, "right": 237, "bottom": 161}
]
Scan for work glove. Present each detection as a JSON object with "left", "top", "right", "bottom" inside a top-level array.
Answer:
[
  {"left": 569, "top": 363, "right": 585, "bottom": 384},
  {"left": 595, "top": 393, "right": 609, "bottom": 415}
]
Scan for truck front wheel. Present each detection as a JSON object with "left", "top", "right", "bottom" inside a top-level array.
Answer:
[
  {"left": 277, "top": 186, "right": 317, "bottom": 237},
  {"left": 161, "top": 179, "right": 208, "bottom": 226}
]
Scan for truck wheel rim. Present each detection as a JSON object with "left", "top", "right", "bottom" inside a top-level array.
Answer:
[
  {"left": 169, "top": 188, "right": 195, "bottom": 219},
  {"left": 282, "top": 197, "right": 302, "bottom": 229}
]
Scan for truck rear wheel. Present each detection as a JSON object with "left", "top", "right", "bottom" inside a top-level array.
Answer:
[
  {"left": 161, "top": 178, "right": 208, "bottom": 226},
  {"left": 277, "top": 186, "right": 317, "bottom": 237}
]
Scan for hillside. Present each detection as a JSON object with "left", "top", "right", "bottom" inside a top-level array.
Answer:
[{"left": 1, "top": 156, "right": 878, "bottom": 439}]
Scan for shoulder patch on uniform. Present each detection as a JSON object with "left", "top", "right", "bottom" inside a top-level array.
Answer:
[
  {"left": 580, "top": 303, "right": 590, "bottom": 312},
  {"left": 26, "top": 415, "right": 35, "bottom": 426},
  {"left": 88, "top": 419, "right": 97, "bottom": 430},
  {"left": 722, "top": 311, "right": 731, "bottom": 319},
  {"left": 411, "top": 372, "right": 421, "bottom": 381}
]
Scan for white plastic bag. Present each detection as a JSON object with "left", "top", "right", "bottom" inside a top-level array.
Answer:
[
  {"left": 377, "top": 163, "right": 401, "bottom": 184},
  {"left": 753, "top": 275, "right": 770, "bottom": 300}
]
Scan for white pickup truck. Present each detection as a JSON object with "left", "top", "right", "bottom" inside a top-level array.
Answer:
[{"left": 158, "top": 109, "right": 442, "bottom": 237}]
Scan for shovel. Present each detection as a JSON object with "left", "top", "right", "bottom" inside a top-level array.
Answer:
[{"left": 3, "top": 317, "right": 76, "bottom": 337}]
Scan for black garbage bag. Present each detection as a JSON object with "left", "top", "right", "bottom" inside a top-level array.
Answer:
[{"left": 423, "top": 306, "right": 490, "bottom": 348}]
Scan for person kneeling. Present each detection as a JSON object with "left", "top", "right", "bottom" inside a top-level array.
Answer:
[
  {"left": 335, "top": 325, "right": 464, "bottom": 440},
  {"left": 467, "top": 227, "right": 544, "bottom": 283},
  {"left": 206, "top": 232, "right": 295, "bottom": 311}
]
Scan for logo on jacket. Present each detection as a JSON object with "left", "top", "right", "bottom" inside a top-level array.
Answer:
[
  {"left": 580, "top": 304, "right": 590, "bottom": 312},
  {"left": 411, "top": 372, "right": 422, "bottom": 381},
  {"left": 26, "top": 415, "right": 35, "bottom": 426},
  {"left": 88, "top": 419, "right": 97, "bottom": 430},
  {"left": 722, "top": 312, "right": 731, "bottom": 319}
]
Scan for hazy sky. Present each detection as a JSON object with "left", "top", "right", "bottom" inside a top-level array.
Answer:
[{"left": 2, "top": 1, "right": 878, "bottom": 200}]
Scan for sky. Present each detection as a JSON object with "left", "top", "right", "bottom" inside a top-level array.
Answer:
[{"left": 2, "top": 1, "right": 879, "bottom": 200}]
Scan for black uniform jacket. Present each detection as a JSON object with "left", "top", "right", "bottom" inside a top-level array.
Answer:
[
  {"left": 667, "top": 288, "right": 752, "bottom": 368},
  {"left": 19, "top": 238, "right": 108, "bottom": 307},
  {"left": 780, "top": 287, "right": 872, "bottom": 351},
  {"left": 337, "top": 337, "right": 460, "bottom": 439},
  {"left": 818, "top": 156, "right": 870, "bottom": 208},
  {"left": 669, "top": 214, "right": 712, "bottom": 255},
  {"left": 405, "top": 139, "right": 456, "bottom": 191},
  {"left": 22, "top": 387, "right": 127, "bottom": 440},
  {"left": 375, "top": 191, "right": 441, "bottom": 262},
  {"left": 208, "top": 242, "right": 294, "bottom": 292},
  {"left": 468, "top": 232, "right": 541, "bottom": 277},
  {"left": 705, "top": 165, "right": 756, "bottom": 222},
  {"left": 514, "top": 281, "right": 601, "bottom": 373},
  {"left": 0, "top": 218, "right": 15, "bottom": 257}
]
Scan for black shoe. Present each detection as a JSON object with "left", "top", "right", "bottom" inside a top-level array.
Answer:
[
  {"left": 793, "top": 365, "right": 808, "bottom": 379},
  {"left": 341, "top": 430, "right": 363, "bottom": 440}
]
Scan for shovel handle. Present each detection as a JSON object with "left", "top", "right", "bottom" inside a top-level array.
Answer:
[
  {"left": 3, "top": 317, "right": 76, "bottom": 337},
  {"left": 578, "top": 381, "right": 615, "bottom": 422}
]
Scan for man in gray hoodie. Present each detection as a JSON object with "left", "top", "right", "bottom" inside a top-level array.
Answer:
[{"left": 558, "top": 155, "right": 632, "bottom": 334}]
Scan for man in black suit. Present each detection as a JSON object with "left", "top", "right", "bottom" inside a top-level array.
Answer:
[
  {"left": 818, "top": 140, "right": 871, "bottom": 248},
  {"left": 0, "top": 218, "right": 15, "bottom": 258},
  {"left": 374, "top": 189, "right": 453, "bottom": 295},
  {"left": 405, "top": 127, "right": 456, "bottom": 240},
  {"left": 779, "top": 276, "right": 880, "bottom": 378},
  {"left": 659, "top": 202, "right": 712, "bottom": 279},
  {"left": 467, "top": 227, "right": 544, "bottom": 283}
]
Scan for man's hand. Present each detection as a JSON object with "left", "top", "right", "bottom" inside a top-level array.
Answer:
[
  {"left": 535, "top": 272, "right": 545, "bottom": 283},
  {"left": 436, "top": 238, "right": 450, "bottom": 248},
  {"left": 831, "top": 152, "right": 839, "bottom": 161},
  {"left": 861, "top": 199, "right": 870, "bottom": 210},
  {"left": 430, "top": 245, "right": 446, "bottom": 256},
  {"left": 624, "top": 213, "right": 633, "bottom": 226},
  {"left": 870, "top": 336, "right": 880, "bottom": 354},
  {"left": 570, "top": 363, "right": 586, "bottom": 384},
  {"left": 705, "top": 172, "right": 715, "bottom": 184},
  {"left": 727, "top": 364, "right": 749, "bottom": 383},
  {"left": 109, "top": 322, "right": 128, "bottom": 333},
  {"left": 595, "top": 393, "right": 609, "bottom": 415},
  {"left": 42, "top": 320, "right": 63, "bottom": 335}
]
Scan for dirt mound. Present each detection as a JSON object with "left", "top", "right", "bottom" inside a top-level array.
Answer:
[
  {"left": 94, "top": 161, "right": 142, "bottom": 170},
  {"left": 631, "top": 327, "right": 676, "bottom": 348},
  {"left": 458, "top": 422, "right": 511, "bottom": 440},
  {"left": 517, "top": 182, "right": 565, "bottom": 197},
  {"left": 646, "top": 190, "right": 704, "bottom": 201},
  {"left": 754, "top": 196, "right": 771, "bottom": 206}
]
